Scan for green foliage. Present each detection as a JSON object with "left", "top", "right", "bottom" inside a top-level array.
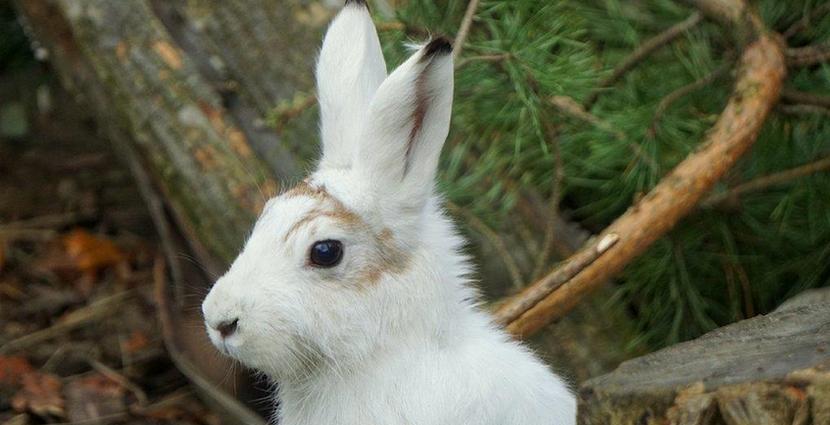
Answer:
[{"left": 389, "top": 0, "right": 830, "bottom": 349}]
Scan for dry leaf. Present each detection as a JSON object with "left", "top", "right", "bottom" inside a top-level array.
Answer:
[
  {"left": 123, "top": 330, "right": 150, "bottom": 354},
  {"left": 62, "top": 229, "right": 125, "bottom": 275},
  {"left": 0, "top": 356, "right": 34, "bottom": 389},
  {"left": 11, "top": 372, "right": 64, "bottom": 418},
  {"left": 64, "top": 374, "right": 126, "bottom": 423}
]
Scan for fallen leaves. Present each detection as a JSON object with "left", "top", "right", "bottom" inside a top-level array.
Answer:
[
  {"left": 0, "top": 356, "right": 34, "bottom": 388},
  {"left": 10, "top": 372, "right": 64, "bottom": 418},
  {"left": 33, "top": 228, "right": 129, "bottom": 295},
  {"left": 122, "top": 331, "right": 150, "bottom": 355},
  {"left": 62, "top": 229, "right": 125, "bottom": 277}
]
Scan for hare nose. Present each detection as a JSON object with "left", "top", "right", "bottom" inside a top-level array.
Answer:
[{"left": 216, "top": 318, "right": 239, "bottom": 338}]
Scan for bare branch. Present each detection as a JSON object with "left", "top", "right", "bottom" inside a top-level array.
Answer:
[
  {"left": 649, "top": 64, "right": 731, "bottom": 136},
  {"left": 702, "top": 155, "right": 830, "bottom": 208},
  {"left": 787, "top": 43, "right": 830, "bottom": 67},
  {"left": 781, "top": 88, "right": 830, "bottom": 109},
  {"left": 584, "top": 12, "right": 703, "bottom": 108},
  {"left": 783, "top": 2, "right": 830, "bottom": 39},
  {"left": 453, "top": 0, "right": 481, "bottom": 62},
  {"left": 493, "top": 234, "right": 619, "bottom": 326}
]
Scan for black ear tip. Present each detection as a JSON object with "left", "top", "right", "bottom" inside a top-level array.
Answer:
[
  {"left": 423, "top": 37, "right": 453, "bottom": 58},
  {"left": 344, "top": 0, "right": 368, "bottom": 7}
]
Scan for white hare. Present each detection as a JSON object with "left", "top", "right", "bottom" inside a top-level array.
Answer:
[{"left": 201, "top": 1, "right": 576, "bottom": 423}]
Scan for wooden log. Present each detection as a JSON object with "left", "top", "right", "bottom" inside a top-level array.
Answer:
[{"left": 579, "top": 292, "right": 830, "bottom": 425}]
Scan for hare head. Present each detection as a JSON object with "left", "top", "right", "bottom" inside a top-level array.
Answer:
[{"left": 201, "top": 0, "right": 460, "bottom": 381}]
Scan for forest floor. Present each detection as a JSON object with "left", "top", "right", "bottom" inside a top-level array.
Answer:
[{"left": 0, "top": 64, "right": 219, "bottom": 424}]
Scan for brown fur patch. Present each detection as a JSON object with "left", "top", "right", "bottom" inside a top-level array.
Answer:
[
  {"left": 358, "top": 228, "right": 410, "bottom": 286},
  {"left": 282, "top": 180, "right": 331, "bottom": 201},
  {"left": 279, "top": 183, "right": 412, "bottom": 285}
]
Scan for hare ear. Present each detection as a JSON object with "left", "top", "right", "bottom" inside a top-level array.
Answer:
[
  {"left": 316, "top": 0, "right": 387, "bottom": 170},
  {"left": 353, "top": 38, "right": 453, "bottom": 210}
]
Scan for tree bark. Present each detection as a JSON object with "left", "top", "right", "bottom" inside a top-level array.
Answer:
[{"left": 579, "top": 289, "right": 830, "bottom": 425}]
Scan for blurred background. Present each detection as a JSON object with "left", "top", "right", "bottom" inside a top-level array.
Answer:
[{"left": 1, "top": 0, "right": 828, "bottom": 423}]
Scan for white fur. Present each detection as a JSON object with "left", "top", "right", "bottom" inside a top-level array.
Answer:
[{"left": 202, "top": 3, "right": 576, "bottom": 424}]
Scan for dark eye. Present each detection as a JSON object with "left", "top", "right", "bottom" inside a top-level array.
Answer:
[{"left": 309, "top": 240, "right": 344, "bottom": 268}]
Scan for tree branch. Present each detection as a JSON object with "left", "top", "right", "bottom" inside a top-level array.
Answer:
[
  {"left": 702, "top": 155, "right": 830, "bottom": 208},
  {"left": 583, "top": 12, "right": 703, "bottom": 108},
  {"left": 649, "top": 64, "right": 731, "bottom": 136},
  {"left": 781, "top": 88, "right": 830, "bottom": 109},
  {"left": 453, "top": 0, "right": 481, "bottom": 62},
  {"left": 501, "top": 29, "right": 786, "bottom": 337},
  {"left": 787, "top": 43, "right": 830, "bottom": 67},
  {"left": 493, "top": 234, "right": 619, "bottom": 326}
]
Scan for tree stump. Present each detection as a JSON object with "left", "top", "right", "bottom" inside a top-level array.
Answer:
[{"left": 579, "top": 291, "right": 830, "bottom": 425}]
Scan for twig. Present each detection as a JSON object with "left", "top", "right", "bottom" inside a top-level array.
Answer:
[
  {"left": 376, "top": 21, "right": 405, "bottom": 32},
  {"left": 267, "top": 93, "right": 318, "bottom": 132},
  {"left": 783, "top": 3, "right": 830, "bottom": 39},
  {"left": 370, "top": 0, "right": 394, "bottom": 20},
  {"left": 530, "top": 120, "right": 566, "bottom": 280},
  {"left": 649, "top": 64, "right": 730, "bottom": 136},
  {"left": 447, "top": 202, "right": 525, "bottom": 290},
  {"left": 781, "top": 88, "right": 830, "bottom": 109},
  {"left": 502, "top": 30, "right": 786, "bottom": 337},
  {"left": 87, "top": 358, "right": 149, "bottom": 407},
  {"left": 702, "top": 155, "right": 830, "bottom": 208},
  {"left": 779, "top": 104, "right": 830, "bottom": 117},
  {"left": 0, "top": 228, "right": 56, "bottom": 241},
  {"left": 48, "top": 412, "right": 130, "bottom": 425},
  {"left": 584, "top": 12, "right": 703, "bottom": 108},
  {"left": 550, "top": 95, "right": 660, "bottom": 172},
  {"left": 493, "top": 233, "right": 619, "bottom": 326},
  {"left": 0, "top": 291, "right": 134, "bottom": 354},
  {"left": 0, "top": 211, "right": 93, "bottom": 229},
  {"left": 455, "top": 53, "right": 511, "bottom": 69},
  {"left": 152, "top": 255, "right": 266, "bottom": 425},
  {"left": 787, "top": 43, "right": 830, "bottom": 67},
  {"left": 453, "top": 0, "right": 481, "bottom": 61}
]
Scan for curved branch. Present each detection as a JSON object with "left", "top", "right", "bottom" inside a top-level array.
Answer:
[{"left": 500, "top": 33, "right": 786, "bottom": 338}]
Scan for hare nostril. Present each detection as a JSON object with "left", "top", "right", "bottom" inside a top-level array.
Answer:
[{"left": 216, "top": 318, "right": 239, "bottom": 338}]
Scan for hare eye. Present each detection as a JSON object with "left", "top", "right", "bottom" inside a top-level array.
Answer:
[{"left": 309, "top": 240, "right": 344, "bottom": 268}]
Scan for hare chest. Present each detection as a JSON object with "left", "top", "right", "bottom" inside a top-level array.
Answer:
[{"left": 275, "top": 333, "right": 575, "bottom": 425}]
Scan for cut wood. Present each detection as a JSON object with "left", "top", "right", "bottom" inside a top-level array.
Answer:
[{"left": 579, "top": 295, "right": 830, "bottom": 424}]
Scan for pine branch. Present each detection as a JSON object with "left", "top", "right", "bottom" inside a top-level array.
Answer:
[
  {"left": 649, "top": 64, "right": 730, "bottom": 136},
  {"left": 583, "top": 12, "right": 703, "bottom": 109},
  {"left": 702, "top": 155, "right": 830, "bottom": 208},
  {"left": 499, "top": 5, "right": 786, "bottom": 337}
]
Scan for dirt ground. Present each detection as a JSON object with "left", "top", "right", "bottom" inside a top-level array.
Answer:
[{"left": 0, "top": 62, "right": 222, "bottom": 424}]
